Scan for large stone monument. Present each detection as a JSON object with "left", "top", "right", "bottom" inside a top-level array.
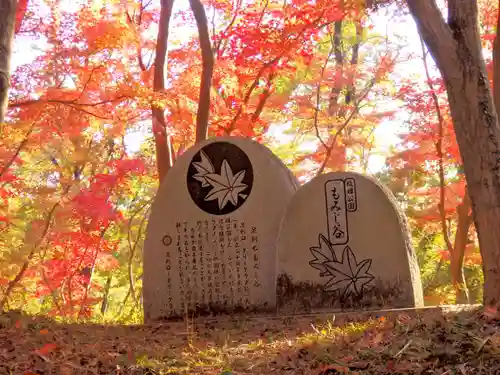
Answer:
[
  {"left": 143, "top": 136, "right": 299, "bottom": 322},
  {"left": 277, "top": 171, "right": 424, "bottom": 313}
]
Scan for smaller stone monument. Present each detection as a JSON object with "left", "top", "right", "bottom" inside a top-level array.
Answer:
[
  {"left": 143, "top": 136, "right": 299, "bottom": 322},
  {"left": 277, "top": 171, "right": 424, "bottom": 313}
]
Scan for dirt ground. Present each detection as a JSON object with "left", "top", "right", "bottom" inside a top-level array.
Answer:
[{"left": 1, "top": 306, "right": 499, "bottom": 375}]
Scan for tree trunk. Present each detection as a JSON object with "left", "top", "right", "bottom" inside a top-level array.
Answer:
[
  {"left": 493, "top": 0, "right": 500, "bottom": 116},
  {"left": 189, "top": 0, "right": 214, "bottom": 143},
  {"left": 0, "top": 0, "right": 17, "bottom": 123},
  {"left": 406, "top": 0, "right": 500, "bottom": 311},
  {"left": 451, "top": 190, "right": 472, "bottom": 304},
  {"left": 152, "top": 0, "right": 175, "bottom": 182},
  {"left": 328, "top": 20, "right": 344, "bottom": 117},
  {"left": 419, "top": 34, "right": 471, "bottom": 303}
]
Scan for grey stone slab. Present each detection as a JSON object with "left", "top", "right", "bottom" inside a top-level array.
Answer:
[
  {"left": 143, "top": 136, "right": 299, "bottom": 322},
  {"left": 277, "top": 171, "right": 424, "bottom": 313}
]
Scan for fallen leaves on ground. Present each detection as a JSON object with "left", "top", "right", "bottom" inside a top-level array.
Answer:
[{"left": 0, "top": 306, "right": 499, "bottom": 374}]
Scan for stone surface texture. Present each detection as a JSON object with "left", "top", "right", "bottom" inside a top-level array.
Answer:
[
  {"left": 277, "top": 171, "right": 424, "bottom": 313},
  {"left": 143, "top": 136, "right": 298, "bottom": 322}
]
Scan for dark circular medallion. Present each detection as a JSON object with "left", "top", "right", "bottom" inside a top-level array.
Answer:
[{"left": 187, "top": 141, "right": 253, "bottom": 215}]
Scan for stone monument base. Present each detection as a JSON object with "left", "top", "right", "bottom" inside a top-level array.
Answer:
[{"left": 147, "top": 304, "right": 480, "bottom": 324}]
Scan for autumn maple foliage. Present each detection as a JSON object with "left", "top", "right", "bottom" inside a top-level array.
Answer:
[
  {"left": 404, "top": 0, "right": 500, "bottom": 313},
  {"left": 0, "top": 0, "right": 431, "bottom": 319},
  {"left": 381, "top": 0, "right": 500, "bottom": 306},
  {"left": 388, "top": 72, "right": 474, "bottom": 304}
]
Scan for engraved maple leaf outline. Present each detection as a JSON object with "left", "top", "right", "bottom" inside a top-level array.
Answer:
[
  {"left": 309, "top": 234, "right": 375, "bottom": 299},
  {"left": 191, "top": 150, "right": 249, "bottom": 210},
  {"left": 192, "top": 150, "right": 215, "bottom": 187},
  {"left": 324, "top": 246, "right": 375, "bottom": 299},
  {"left": 309, "top": 234, "right": 337, "bottom": 276}
]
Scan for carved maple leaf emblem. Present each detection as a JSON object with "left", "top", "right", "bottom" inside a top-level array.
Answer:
[
  {"left": 323, "top": 246, "right": 374, "bottom": 299},
  {"left": 309, "top": 234, "right": 337, "bottom": 276},
  {"left": 204, "top": 159, "right": 248, "bottom": 210},
  {"left": 192, "top": 150, "right": 215, "bottom": 187}
]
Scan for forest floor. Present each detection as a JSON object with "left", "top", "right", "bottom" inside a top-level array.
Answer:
[{"left": 1, "top": 306, "right": 499, "bottom": 375}]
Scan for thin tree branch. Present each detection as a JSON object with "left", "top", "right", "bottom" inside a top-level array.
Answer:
[
  {"left": 126, "top": 206, "right": 150, "bottom": 305},
  {"left": 419, "top": 36, "right": 454, "bottom": 254},
  {"left": 9, "top": 95, "right": 131, "bottom": 108},
  {"left": 345, "top": 20, "right": 363, "bottom": 106},
  {"left": 215, "top": 0, "right": 244, "bottom": 57},
  {"left": 0, "top": 202, "right": 59, "bottom": 311},
  {"left": 316, "top": 78, "right": 376, "bottom": 175},
  {"left": 451, "top": 187, "right": 472, "bottom": 303},
  {"left": 125, "top": 195, "right": 151, "bottom": 304},
  {"left": 314, "top": 35, "right": 336, "bottom": 152},
  {"left": 225, "top": 9, "right": 331, "bottom": 134},
  {"left": 251, "top": 71, "right": 275, "bottom": 122},
  {"left": 328, "top": 20, "right": 344, "bottom": 116},
  {"left": 100, "top": 275, "right": 112, "bottom": 315},
  {"left": 0, "top": 122, "right": 34, "bottom": 178}
]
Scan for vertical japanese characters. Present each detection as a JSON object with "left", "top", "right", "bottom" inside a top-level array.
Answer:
[
  {"left": 143, "top": 137, "right": 299, "bottom": 321},
  {"left": 170, "top": 218, "right": 261, "bottom": 311},
  {"left": 325, "top": 179, "right": 349, "bottom": 245}
]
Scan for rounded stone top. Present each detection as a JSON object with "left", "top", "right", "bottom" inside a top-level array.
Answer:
[
  {"left": 277, "top": 171, "right": 423, "bottom": 313},
  {"left": 143, "top": 136, "right": 299, "bottom": 322}
]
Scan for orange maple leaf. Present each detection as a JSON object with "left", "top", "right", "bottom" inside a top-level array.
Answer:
[{"left": 36, "top": 343, "right": 57, "bottom": 356}]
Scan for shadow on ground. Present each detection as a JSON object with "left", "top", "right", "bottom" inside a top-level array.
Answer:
[{"left": 1, "top": 307, "right": 499, "bottom": 374}]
